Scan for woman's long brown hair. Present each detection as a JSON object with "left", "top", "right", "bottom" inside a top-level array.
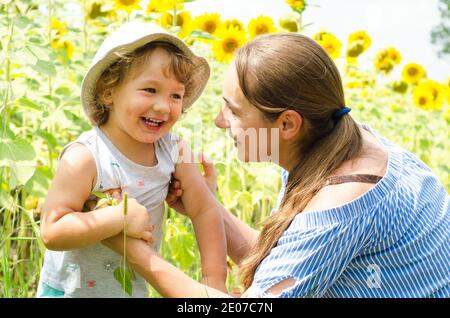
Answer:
[{"left": 235, "top": 33, "right": 363, "bottom": 289}]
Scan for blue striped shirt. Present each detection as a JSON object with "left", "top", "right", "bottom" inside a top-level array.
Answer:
[{"left": 252, "top": 126, "right": 450, "bottom": 298}]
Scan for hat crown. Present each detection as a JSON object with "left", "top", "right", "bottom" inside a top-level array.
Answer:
[{"left": 92, "top": 22, "right": 169, "bottom": 66}]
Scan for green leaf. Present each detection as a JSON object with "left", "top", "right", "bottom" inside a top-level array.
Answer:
[
  {"left": 0, "top": 138, "right": 37, "bottom": 185},
  {"left": 0, "top": 121, "right": 15, "bottom": 139},
  {"left": 62, "top": 110, "right": 91, "bottom": 131},
  {"left": 36, "top": 130, "right": 57, "bottom": 149},
  {"left": 113, "top": 265, "right": 134, "bottom": 296},
  {"left": 0, "top": 138, "right": 36, "bottom": 161},
  {"left": 188, "top": 30, "right": 217, "bottom": 40},
  {"left": 31, "top": 60, "right": 56, "bottom": 77},
  {"left": 14, "top": 97, "right": 42, "bottom": 111},
  {"left": 24, "top": 165, "right": 53, "bottom": 198},
  {"left": 55, "top": 86, "right": 71, "bottom": 96},
  {"left": 26, "top": 44, "right": 52, "bottom": 61},
  {"left": 15, "top": 16, "right": 31, "bottom": 29},
  {"left": 91, "top": 191, "right": 107, "bottom": 199},
  {"left": 0, "top": 190, "right": 13, "bottom": 208}
]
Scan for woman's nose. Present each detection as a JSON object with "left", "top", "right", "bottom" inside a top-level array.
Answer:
[{"left": 215, "top": 108, "right": 230, "bottom": 128}]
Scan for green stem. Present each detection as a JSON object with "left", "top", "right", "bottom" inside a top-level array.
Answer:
[
  {"left": 1, "top": 8, "right": 14, "bottom": 185},
  {"left": 172, "top": 6, "right": 177, "bottom": 27},
  {"left": 47, "top": 0, "right": 52, "bottom": 97},
  {"left": 123, "top": 193, "right": 128, "bottom": 296},
  {"left": 82, "top": 0, "right": 88, "bottom": 53}
]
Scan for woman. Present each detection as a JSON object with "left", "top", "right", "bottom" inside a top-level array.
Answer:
[{"left": 103, "top": 33, "right": 449, "bottom": 297}]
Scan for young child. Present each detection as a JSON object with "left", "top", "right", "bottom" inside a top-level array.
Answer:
[{"left": 38, "top": 21, "right": 227, "bottom": 297}]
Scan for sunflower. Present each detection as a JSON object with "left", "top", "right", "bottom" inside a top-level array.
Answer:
[
  {"left": 314, "top": 31, "right": 342, "bottom": 60},
  {"left": 391, "top": 80, "right": 408, "bottom": 94},
  {"left": 413, "top": 80, "right": 444, "bottom": 111},
  {"left": 285, "top": 0, "right": 307, "bottom": 13},
  {"left": 373, "top": 48, "right": 393, "bottom": 73},
  {"left": 212, "top": 27, "right": 246, "bottom": 63},
  {"left": 346, "top": 41, "right": 364, "bottom": 59},
  {"left": 113, "top": 0, "right": 141, "bottom": 14},
  {"left": 279, "top": 12, "right": 300, "bottom": 32},
  {"left": 248, "top": 16, "right": 276, "bottom": 39},
  {"left": 50, "top": 17, "right": 68, "bottom": 38},
  {"left": 87, "top": 1, "right": 111, "bottom": 20},
  {"left": 348, "top": 30, "right": 371, "bottom": 52},
  {"left": 160, "top": 11, "right": 192, "bottom": 37},
  {"left": 445, "top": 77, "right": 450, "bottom": 104},
  {"left": 193, "top": 13, "right": 222, "bottom": 36},
  {"left": 224, "top": 19, "right": 244, "bottom": 32},
  {"left": 387, "top": 47, "right": 401, "bottom": 65},
  {"left": 413, "top": 87, "right": 437, "bottom": 111},
  {"left": 51, "top": 37, "right": 74, "bottom": 63},
  {"left": 401, "top": 63, "right": 426, "bottom": 85},
  {"left": 147, "top": 0, "right": 184, "bottom": 14}
]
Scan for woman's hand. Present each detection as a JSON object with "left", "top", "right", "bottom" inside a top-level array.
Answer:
[{"left": 166, "top": 153, "right": 218, "bottom": 215}]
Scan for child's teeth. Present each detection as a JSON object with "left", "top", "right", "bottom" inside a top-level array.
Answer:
[{"left": 143, "top": 117, "right": 162, "bottom": 126}]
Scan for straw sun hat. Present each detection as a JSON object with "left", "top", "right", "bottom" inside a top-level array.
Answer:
[{"left": 81, "top": 21, "right": 210, "bottom": 122}]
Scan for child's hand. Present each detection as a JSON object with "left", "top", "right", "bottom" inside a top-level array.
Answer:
[
  {"left": 166, "top": 153, "right": 218, "bottom": 214},
  {"left": 119, "top": 198, "right": 154, "bottom": 243},
  {"left": 83, "top": 188, "right": 122, "bottom": 211}
]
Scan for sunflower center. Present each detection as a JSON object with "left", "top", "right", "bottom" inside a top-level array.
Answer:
[
  {"left": 256, "top": 25, "right": 268, "bottom": 35},
  {"left": 223, "top": 39, "right": 238, "bottom": 53},
  {"left": 119, "top": 0, "right": 136, "bottom": 5},
  {"left": 408, "top": 68, "right": 418, "bottom": 76},
  {"left": 418, "top": 96, "right": 427, "bottom": 105},
  {"left": 204, "top": 21, "right": 217, "bottom": 34}
]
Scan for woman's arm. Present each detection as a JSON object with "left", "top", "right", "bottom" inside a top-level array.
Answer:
[
  {"left": 221, "top": 207, "right": 259, "bottom": 264},
  {"left": 103, "top": 234, "right": 232, "bottom": 298}
]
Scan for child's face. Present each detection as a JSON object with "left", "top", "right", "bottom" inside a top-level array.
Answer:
[{"left": 106, "top": 47, "right": 185, "bottom": 144}]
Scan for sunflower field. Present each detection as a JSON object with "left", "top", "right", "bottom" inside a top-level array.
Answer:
[{"left": 0, "top": 0, "right": 449, "bottom": 297}]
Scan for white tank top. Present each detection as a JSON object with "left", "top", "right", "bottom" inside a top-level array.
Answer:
[{"left": 39, "top": 127, "right": 178, "bottom": 297}]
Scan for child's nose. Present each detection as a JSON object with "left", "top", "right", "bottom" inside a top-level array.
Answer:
[{"left": 153, "top": 101, "right": 170, "bottom": 113}]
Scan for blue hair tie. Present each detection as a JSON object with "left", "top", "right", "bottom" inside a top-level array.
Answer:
[{"left": 333, "top": 107, "right": 351, "bottom": 122}]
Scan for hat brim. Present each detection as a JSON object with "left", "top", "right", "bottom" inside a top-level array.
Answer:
[{"left": 81, "top": 32, "right": 210, "bottom": 123}]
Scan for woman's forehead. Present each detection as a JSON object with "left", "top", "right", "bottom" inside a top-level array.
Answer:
[{"left": 223, "top": 65, "right": 245, "bottom": 103}]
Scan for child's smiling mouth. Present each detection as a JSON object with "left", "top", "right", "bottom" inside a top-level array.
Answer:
[{"left": 141, "top": 116, "right": 165, "bottom": 131}]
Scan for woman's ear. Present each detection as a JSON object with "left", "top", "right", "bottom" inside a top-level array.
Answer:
[{"left": 278, "top": 110, "right": 303, "bottom": 141}]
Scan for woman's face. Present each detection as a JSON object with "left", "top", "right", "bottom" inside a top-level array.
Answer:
[{"left": 215, "top": 64, "right": 279, "bottom": 163}]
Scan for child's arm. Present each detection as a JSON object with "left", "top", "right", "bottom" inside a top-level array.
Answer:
[
  {"left": 173, "top": 140, "right": 228, "bottom": 292},
  {"left": 40, "top": 144, "right": 152, "bottom": 250}
]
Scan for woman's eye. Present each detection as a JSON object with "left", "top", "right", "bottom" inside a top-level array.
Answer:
[
  {"left": 172, "top": 94, "right": 183, "bottom": 100},
  {"left": 225, "top": 103, "right": 236, "bottom": 116},
  {"left": 143, "top": 88, "right": 156, "bottom": 93}
]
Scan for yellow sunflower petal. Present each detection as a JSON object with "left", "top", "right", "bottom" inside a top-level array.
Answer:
[
  {"left": 314, "top": 31, "right": 342, "bottom": 60},
  {"left": 402, "top": 63, "right": 427, "bottom": 85},
  {"left": 212, "top": 27, "right": 246, "bottom": 63},
  {"left": 285, "top": 0, "right": 307, "bottom": 13},
  {"left": 248, "top": 16, "right": 276, "bottom": 39},
  {"left": 113, "top": 0, "right": 141, "bottom": 14},
  {"left": 194, "top": 13, "right": 222, "bottom": 35}
]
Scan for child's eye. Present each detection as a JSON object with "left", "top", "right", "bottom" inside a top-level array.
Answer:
[{"left": 143, "top": 88, "right": 156, "bottom": 93}]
